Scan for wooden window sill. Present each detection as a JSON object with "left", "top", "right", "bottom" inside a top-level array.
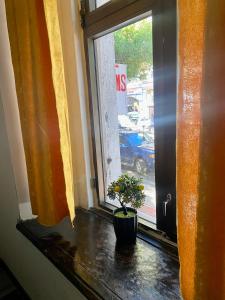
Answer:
[{"left": 17, "top": 208, "right": 181, "bottom": 300}]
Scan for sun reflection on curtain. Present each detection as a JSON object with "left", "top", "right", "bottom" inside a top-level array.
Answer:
[{"left": 178, "top": 0, "right": 225, "bottom": 299}]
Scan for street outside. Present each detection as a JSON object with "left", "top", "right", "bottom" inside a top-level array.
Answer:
[{"left": 99, "top": 17, "right": 156, "bottom": 224}]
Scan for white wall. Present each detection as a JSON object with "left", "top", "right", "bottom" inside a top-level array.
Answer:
[{"left": 0, "top": 1, "right": 86, "bottom": 299}]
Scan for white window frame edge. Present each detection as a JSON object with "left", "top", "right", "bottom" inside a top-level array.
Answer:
[{"left": 57, "top": 0, "right": 95, "bottom": 209}]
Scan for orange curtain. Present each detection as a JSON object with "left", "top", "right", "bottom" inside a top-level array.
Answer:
[
  {"left": 5, "top": 0, "right": 75, "bottom": 226},
  {"left": 178, "top": 0, "right": 225, "bottom": 299}
]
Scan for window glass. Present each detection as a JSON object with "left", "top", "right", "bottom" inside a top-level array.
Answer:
[
  {"left": 94, "top": 16, "right": 156, "bottom": 224},
  {"left": 89, "top": 0, "right": 111, "bottom": 11}
]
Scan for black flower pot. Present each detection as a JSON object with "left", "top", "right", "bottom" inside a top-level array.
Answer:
[{"left": 113, "top": 207, "right": 137, "bottom": 244}]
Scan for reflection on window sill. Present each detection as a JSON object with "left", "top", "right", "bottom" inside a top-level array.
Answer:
[{"left": 17, "top": 208, "right": 180, "bottom": 300}]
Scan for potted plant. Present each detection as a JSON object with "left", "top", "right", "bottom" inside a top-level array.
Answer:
[{"left": 107, "top": 174, "right": 145, "bottom": 244}]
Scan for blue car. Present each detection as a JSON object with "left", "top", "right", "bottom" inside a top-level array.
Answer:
[{"left": 119, "top": 131, "right": 155, "bottom": 174}]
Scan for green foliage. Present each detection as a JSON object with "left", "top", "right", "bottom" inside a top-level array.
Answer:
[
  {"left": 107, "top": 174, "right": 145, "bottom": 211},
  {"left": 114, "top": 18, "right": 153, "bottom": 80}
]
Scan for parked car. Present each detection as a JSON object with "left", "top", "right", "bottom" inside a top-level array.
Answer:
[
  {"left": 118, "top": 115, "right": 136, "bottom": 131},
  {"left": 127, "top": 111, "right": 139, "bottom": 124},
  {"left": 119, "top": 131, "right": 155, "bottom": 174},
  {"left": 136, "top": 117, "right": 153, "bottom": 132},
  {"left": 140, "top": 131, "right": 155, "bottom": 144}
]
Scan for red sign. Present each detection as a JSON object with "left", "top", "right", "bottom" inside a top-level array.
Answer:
[
  {"left": 115, "top": 64, "right": 127, "bottom": 92},
  {"left": 116, "top": 74, "right": 126, "bottom": 91}
]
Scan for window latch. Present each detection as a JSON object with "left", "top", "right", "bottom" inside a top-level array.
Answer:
[{"left": 163, "top": 193, "right": 172, "bottom": 216}]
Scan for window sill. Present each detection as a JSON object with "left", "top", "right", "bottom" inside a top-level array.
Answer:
[
  {"left": 17, "top": 208, "right": 181, "bottom": 300},
  {"left": 97, "top": 203, "right": 178, "bottom": 245}
]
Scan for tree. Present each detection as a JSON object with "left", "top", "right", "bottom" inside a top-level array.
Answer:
[{"left": 114, "top": 18, "right": 153, "bottom": 80}]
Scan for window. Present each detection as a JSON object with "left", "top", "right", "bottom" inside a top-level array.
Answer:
[
  {"left": 83, "top": 0, "right": 177, "bottom": 240},
  {"left": 88, "top": 0, "right": 111, "bottom": 11}
]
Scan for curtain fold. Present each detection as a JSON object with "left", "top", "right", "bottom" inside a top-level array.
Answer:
[
  {"left": 5, "top": 0, "right": 75, "bottom": 226},
  {"left": 178, "top": 0, "right": 225, "bottom": 299}
]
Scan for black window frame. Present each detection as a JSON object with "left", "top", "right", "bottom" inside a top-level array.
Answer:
[{"left": 82, "top": 0, "right": 177, "bottom": 241}]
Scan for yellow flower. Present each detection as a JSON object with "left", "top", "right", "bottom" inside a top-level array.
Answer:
[
  {"left": 138, "top": 185, "right": 144, "bottom": 191},
  {"left": 114, "top": 185, "right": 120, "bottom": 192}
]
